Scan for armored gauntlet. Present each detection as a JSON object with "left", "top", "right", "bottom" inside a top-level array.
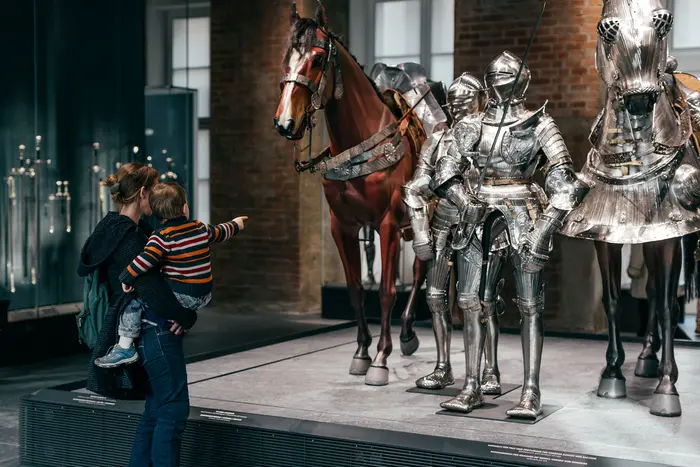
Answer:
[
  {"left": 441, "top": 179, "right": 486, "bottom": 224},
  {"left": 409, "top": 206, "right": 434, "bottom": 261},
  {"left": 518, "top": 206, "right": 566, "bottom": 273}
]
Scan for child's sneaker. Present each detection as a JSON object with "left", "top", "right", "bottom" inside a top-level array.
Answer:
[{"left": 94, "top": 344, "right": 139, "bottom": 368}]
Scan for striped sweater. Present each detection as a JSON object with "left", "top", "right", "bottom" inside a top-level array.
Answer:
[{"left": 118, "top": 216, "right": 240, "bottom": 297}]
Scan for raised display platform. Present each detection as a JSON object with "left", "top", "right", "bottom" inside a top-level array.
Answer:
[
  {"left": 321, "top": 283, "right": 431, "bottom": 321},
  {"left": 21, "top": 326, "right": 700, "bottom": 467}
]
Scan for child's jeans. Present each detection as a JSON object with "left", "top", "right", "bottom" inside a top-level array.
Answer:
[
  {"left": 118, "top": 293, "right": 211, "bottom": 339},
  {"left": 118, "top": 299, "right": 145, "bottom": 339}
]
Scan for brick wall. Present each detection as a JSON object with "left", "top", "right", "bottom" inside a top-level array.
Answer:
[
  {"left": 210, "top": 0, "right": 300, "bottom": 306},
  {"left": 454, "top": 0, "right": 605, "bottom": 331},
  {"left": 210, "top": 0, "right": 348, "bottom": 310}
]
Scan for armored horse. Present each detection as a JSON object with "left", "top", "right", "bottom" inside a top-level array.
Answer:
[
  {"left": 560, "top": 0, "right": 700, "bottom": 417},
  {"left": 273, "top": 2, "right": 448, "bottom": 385}
]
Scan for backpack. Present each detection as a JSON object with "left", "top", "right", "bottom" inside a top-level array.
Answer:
[{"left": 77, "top": 268, "right": 109, "bottom": 349}]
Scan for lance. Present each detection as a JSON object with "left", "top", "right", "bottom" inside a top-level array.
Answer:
[{"left": 452, "top": 1, "right": 547, "bottom": 252}]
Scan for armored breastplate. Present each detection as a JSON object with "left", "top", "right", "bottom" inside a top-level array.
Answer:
[{"left": 474, "top": 105, "right": 542, "bottom": 180}]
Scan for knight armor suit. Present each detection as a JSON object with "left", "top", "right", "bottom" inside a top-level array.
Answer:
[
  {"left": 402, "top": 73, "right": 505, "bottom": 393},
  {"left": 437, "top": 51, "right": 589, "bottom": 419}
]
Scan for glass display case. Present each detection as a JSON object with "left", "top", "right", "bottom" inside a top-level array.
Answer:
[
  {"left": 144, "top": 86, "right": 198, "bottom": 215},
  {"left": 0, "top": 0, "right": 145, "bottom": 317}
]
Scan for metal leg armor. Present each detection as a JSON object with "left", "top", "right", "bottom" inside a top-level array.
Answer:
[
  {"left": 415, "top": 224, "right": 455, "bottom": 389},
  {"left": 440, "top": 234, "right": 506, "bottom": 412},
  {"left": 505, "top": 255, "right": 545, "bottom": 420},
  {"left": 481, "top": 277, "right": 507, "bottom": 394}
]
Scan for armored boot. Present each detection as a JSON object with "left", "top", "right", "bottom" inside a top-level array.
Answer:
[
  {"left": 506, "top": 288, "right": 544, "bottom": 420},
  {"left": 416, "top": 252, "right": 455, "bottom": 390},
  {"left": 415, "top": 301, "right": 454, "bottom": 389},
  {"left": 441, "top": 301, "right": 485, "bottom": 413},
  {"left": 481, "top": 280, "right": 506, "bottom": 395}
]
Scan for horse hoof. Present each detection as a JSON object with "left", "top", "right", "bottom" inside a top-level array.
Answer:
[
  {"left": 634, "top": 356, "right": 659, "bottom": 378},
  {"left": 650, "top": 393, "right": 682, "bottom": 417},
  {"left": 597, "top": 376, "right": 626, "bottom": 399},
  {"left": 349, "top": 357, "right": 372, "bottom": 376},
  {"left": 365, "top": 365, "right": 389, "bottom": 386},
  {"left": 400, "top": 334, "right": 420, "bottom": 356}
]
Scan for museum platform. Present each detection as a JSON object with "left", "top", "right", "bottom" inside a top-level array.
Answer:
[{"left": 20, "top": 326, "right": 700, "bottom": 467}]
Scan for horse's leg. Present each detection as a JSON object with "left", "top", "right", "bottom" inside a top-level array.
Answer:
[
  {"left": 481, "top": 247, "right": 508, "bottom": 395},
  {"left": 330, "top": 214, "right": 372, "bottom": 376},
  {"left": 635, "top": 277, "right": 661, "bottom": 377},
  {"left": 364, "top": 214, "right": 401, "bottom": 386},
  {"left": 415, "top": 223, "right": 454, "bottom": 389},
  {"left": 645, "top": 239, "right": 682, "bottom": 417},
  {"left": 440, "top": 235, "right": 486, "bottom": 413},
  {"left": 594, "top": 241, "right": 627, "bottom": 399},
  {"left": 399, "top": 256, "right": 426, "bottom": 356}
]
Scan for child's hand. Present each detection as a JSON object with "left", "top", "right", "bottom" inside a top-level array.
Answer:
[
  {"left": 233, "top": 216, "right": 248, "bottom": 231},
  {"left": 122, "top": 283, "right": 134, "bottom": 293}
]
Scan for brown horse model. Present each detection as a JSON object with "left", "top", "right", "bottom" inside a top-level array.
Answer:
[{"left": 274, "top": 2, "right": 433, "bottom": 385}]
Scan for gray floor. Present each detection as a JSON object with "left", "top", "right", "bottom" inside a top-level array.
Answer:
[
  {"left": 183, "top": 326, "right": 700, "bottom": 467},
  {"left": 0, "top": 308, "right": 350, "bottom": 467}
]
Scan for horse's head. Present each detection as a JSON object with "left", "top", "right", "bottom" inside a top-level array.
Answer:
[
  {"left": 274, "top": 2, "right": 343, "bottom": 140},
  {"left": 596, "top": 0, "right": 673, "bottom": 116}
]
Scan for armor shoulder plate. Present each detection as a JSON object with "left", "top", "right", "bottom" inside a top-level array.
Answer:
[
  {"left": 452, "top": 114, "right": 483, "bottom": 156},
  {"left": 419, "top": 129, "right": 446, "bottom": 166},
  {"left": 509, "top": 101, "right": 548, "bottom": 134}
]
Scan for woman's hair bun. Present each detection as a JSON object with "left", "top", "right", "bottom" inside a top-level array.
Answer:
[
  {"left": 104, "top": 174, "right": 121, "bottom": 201},
  {"left": 105, "top": 174, "right": 118, "bottom": 187},
  {"left": 105, "top": 163, "right": 159, "bottom": 207}
]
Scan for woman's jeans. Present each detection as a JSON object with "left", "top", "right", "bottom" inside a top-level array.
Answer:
[{"left": 129, "top": 323, "right": 189, "bottom": 467}]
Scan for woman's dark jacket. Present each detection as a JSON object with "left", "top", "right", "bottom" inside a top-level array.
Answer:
[{"left": 77, "top": 212, "right": 198, "bottom": 399}]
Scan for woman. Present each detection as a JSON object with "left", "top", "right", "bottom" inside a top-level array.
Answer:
[{"left": 77, "top": 162, "right": 197, "bottom": 467}]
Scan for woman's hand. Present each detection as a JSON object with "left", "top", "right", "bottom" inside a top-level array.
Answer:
[
  {"left": 233, "top": 216, "right": 248, "bottom": 231},
  {"left": 122, "top": 283, "right": 134, "bottom": 293},
  {"left": 169, "top": 321, "right": 187, "bottom": 336}
]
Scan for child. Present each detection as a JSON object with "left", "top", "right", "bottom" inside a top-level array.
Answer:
[{"left": 95, "top": 182, "right": 247, "bottom": 368}]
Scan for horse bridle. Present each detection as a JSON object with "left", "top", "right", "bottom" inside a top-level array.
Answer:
[{"left": 280, "top": 31, "right": 344, "bottom": 130}]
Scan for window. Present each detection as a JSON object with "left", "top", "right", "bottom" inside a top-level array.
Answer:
[
  {"left": 374, "top": 1, "right": 422, "bottom": 66},
  {"left": 170, "top": 14, "right": 211, "bottom": 223},
  {"left": 172, "top": 16, "right": 210, "bottom": 118},
  {"left": 355, "top": 0, "right": 455, "bottom": 286},
  {"left": 196, "top": 129, "right": 210, "bottom": 224},
  {"left": 670, "top": 0, "right": 700, "bottom": 76},
  {"left": 372, "top": 0, "right": 454, "bottom": 86},
  {"left": 429, "top": 0, "right": 455, "bottom": 86}
]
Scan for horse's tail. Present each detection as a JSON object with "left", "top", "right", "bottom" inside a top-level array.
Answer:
[{"left": 682, "top": 232, "right": 699, "bottom": 302}]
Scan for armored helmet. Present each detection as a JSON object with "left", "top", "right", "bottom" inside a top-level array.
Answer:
[
  {"left": 447, "top": 72, "right": 486, "bottom": 121},
  {"left": 484, "top": 51, "right": 531, "bottom": 105}
]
